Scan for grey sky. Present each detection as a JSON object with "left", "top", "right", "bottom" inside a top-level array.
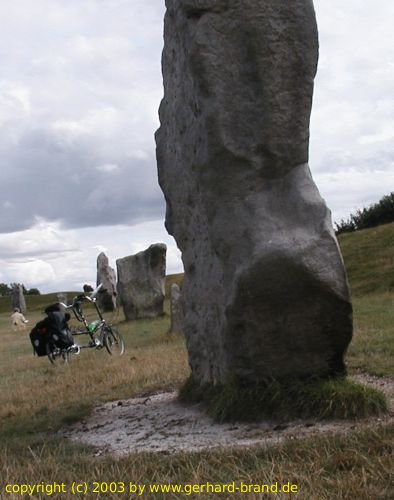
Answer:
[
  {"left": 0, "top": 0, "right": 392, "bottom": 292},
  {"left": 0, "top": 0, "right": 165, "bottom": 233}
]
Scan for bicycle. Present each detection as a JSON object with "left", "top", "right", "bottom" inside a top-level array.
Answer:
[{"left": 46, "top": 284, "right": 125, "bottom": 364}]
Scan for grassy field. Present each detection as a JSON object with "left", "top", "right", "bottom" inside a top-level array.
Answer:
[{"left": 0, "top": 226, "right": 393, "bottom": 499}]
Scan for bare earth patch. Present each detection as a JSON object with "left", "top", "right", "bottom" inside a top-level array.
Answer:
[{"left": 63, "top": 375, "right": 394, "bottom": 456}]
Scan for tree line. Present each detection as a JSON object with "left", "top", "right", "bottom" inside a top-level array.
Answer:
[
  {"left": 335, "top": 192, "right": 394, "bottom": 235},
  {"left": 0, "top": 283, "right": 41, "bottom": 297}
]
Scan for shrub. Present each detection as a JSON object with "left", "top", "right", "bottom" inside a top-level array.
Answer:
[{"left": 335, "top": 192, "right": 394, "bottom": 234}]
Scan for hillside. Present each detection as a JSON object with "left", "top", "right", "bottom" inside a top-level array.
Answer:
[{"left": 338, "top": 222, "right": 394, "bottom": 296}]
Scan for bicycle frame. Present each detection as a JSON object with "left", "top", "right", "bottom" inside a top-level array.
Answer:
[{"left": 59, "top": 284, "right": 107, "bottom": 349}]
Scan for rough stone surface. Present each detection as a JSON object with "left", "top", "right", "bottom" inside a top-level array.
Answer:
[
  {"left": 57, "top": 293, "right": 67, "bottom": 304},
  {"left": 96, "top": 252, "right": 118, "bottom": 312},
  {"left": 11, "top": 284, "right": 26, "bottom": 314},
  {"left": 170, "top": 283, "right": 184, "bottom": 335},
  {"left": 156, "top": 0, "right": 352, "bottom": 385},
  {"left": 57, "top": 293, "right": 68, "bottom": 311},
  {"left": 116, "top": 244, "right": 167, "bottom": 320}
]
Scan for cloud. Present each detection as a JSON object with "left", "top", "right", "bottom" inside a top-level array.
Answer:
[
  {"left": 95, "top": 163, "right": 120, "bottom": 173},
  {"left": 0, "top": 218, "right": 79, "bottom": 260},
  {"left": 0, "top": 218, "right": 182, "bottom": 293},
  {"left": 0, "top": 0, "right": 165, "bottom": 234},
  {"left": 1, "top": 260, "right": 57, "bottom": 290},
  {"left": 1, "top": 0, "right": 392, "bottom": 235},
  {"left": 0, "top": 109, "right": 165, "bottom": 232},
  {"left": 310, "top": 0, "right": 394, "bottom": 220}
]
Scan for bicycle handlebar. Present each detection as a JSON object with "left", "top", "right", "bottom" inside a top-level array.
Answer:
[
  {"left": 57, "top": 302, "right": 73, "bottom": 310},
  {"left": 90, "top": 283, "right": 103, "bottom": 299},
  {"left": 58, "top": 284, "right": 103, "bottom": 309}
]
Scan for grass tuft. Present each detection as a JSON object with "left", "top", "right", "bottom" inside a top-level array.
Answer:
[{"left": 180, "top": 375, "right": 388, "bottom": 423}]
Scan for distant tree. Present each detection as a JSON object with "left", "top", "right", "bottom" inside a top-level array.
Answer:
[
  {"left": 26, "top": 288, "right": 41, "bottom": 295},
  {"left": 335, "top": 192, "right": 394, "bottom": 235},
  {"left": 0, "top": 283, "right": 12, "bottom": 296},
  {"left": 335, "top": 218, "right": 356, "bottom": 235}
]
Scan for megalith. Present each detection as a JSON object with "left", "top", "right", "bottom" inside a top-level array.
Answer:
[
  {"left": 155, "top": 0, "right": 353, "bottom": 386},
  {"left": 11, "top": 284, "right": 26, "bottom": 314},
  {"left": 96, "top": 252, "right": 118, "bottom": 312},
  {"left": 169, "top": 283, "right": 184, "bottom": 335},
  {"left": 57, "top": 293, "right": 68, "bottom": 311},
  {"left": 116, "top": 244, "right": 167, "bottom": 320}
]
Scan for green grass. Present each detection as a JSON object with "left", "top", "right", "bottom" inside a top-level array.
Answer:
[
  {"left": 180, "top": 375, "right": 387, "bottom": 423},
  {"left": 338, "top": 222, "right": 394, "bottom": 296},
  {"left": 347, "top": 293, "right": 394, "bottom": 376}
]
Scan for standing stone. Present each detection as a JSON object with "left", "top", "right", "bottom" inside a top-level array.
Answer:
[
  {"left": 169, "top": 283, "right": 184, "bottom": 335},
  {"left": 156, "top": 0, "right": 352, "bottom": 386},
  {"left": 96, "top": 252, "right": 118, "bottom": 312},
  {"left": 116, "top": 244, "right": 167, "bottom": 320},
  {"left": 11, "top": 284, "right": 26, "bottom": 314},
  {"left": 57, "top": 293, "right": 67, "bottom": 305},
  {"left": 57, "top": 293, "right": 68, "bottom": 311}
]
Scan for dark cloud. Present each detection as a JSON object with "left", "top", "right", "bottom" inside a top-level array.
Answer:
[
  {"left": 0, "top": 0, "right": 166, "bottom": 234},
  {"left": 0, "top": 124, "right": 165, "bottom": 233}
]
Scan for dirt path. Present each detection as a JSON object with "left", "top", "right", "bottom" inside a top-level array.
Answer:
[{"left": 63, "top": 374, "right": 394, "bottom": 456}]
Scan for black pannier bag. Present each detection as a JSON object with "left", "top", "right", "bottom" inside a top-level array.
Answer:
[
  {"left": 29, "top": 320, "right": 50, "bottom": 357},
  {"left": 29, "top": 305, "right": 74, "bottom": 356}
]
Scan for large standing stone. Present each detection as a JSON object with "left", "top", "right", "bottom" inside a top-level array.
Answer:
[
  {"left": 11, "top": 284, "right": 26, "bottom": 314},
  {"left": 156, "top": 0, "right": 352, "bottom": 386},
  {"left": 116, "top": 244, "right": 167, "bottom": 320},
  {"left": 96, "top": 252, "right": 118, "bottom": 312},
  {"left": 169, "top": 283, "right": 184, "bottom": 335}
]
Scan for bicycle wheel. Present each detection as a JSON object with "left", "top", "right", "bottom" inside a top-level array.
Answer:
[
  {"left": 103, "top": 326, "right": 125, "bottom": 356},
  {"left": 46, "top": 342, "right": 69, "bottom": 365}
]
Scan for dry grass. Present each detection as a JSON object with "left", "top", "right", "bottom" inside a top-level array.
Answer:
[
  {"left": 0, "top": 264, "right": 393, "bottom": 498},
  {"left": 0, "top": 302, "right": 189, "bottom": 443},
  {"left": 1, "top": 424, "right": 393, "bottom": 499}
]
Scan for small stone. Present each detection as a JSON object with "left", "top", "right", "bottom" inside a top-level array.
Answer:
[
  {"left": 96, "top": 252, "right": 118, "bottom": 312},
  {"left": 11, "top": 284, "right": 26, "bottom": 314},
  {"left": 169, "top": 283, "right": 184, "bottom": 335}
]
